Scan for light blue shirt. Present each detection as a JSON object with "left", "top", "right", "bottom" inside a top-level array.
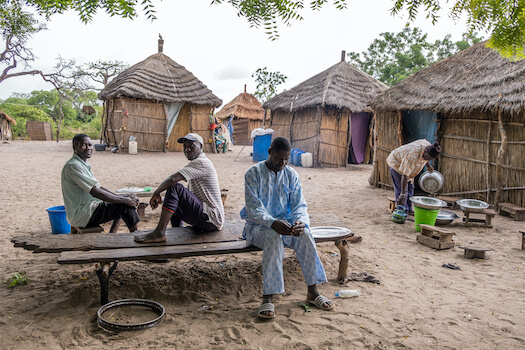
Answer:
[
  {"left": 240, "top": 161, "right": 309, "bottom": 230},
  {"left": 61, "top": 154, "right": 102, "bottom": 227}
]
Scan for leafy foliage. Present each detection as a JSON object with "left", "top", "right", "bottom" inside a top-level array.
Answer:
[
  {"left": 391, "top": 0, "right": 525, "bottom": 59},
  {"left": 6, "top": 271, "right": 28, "bottom": 288},
  {"left": 251, "top": 67, "right": 287, "bottom": 103},
  {"left": 347, "top": 27, "right": 483, "bottom": 86}
]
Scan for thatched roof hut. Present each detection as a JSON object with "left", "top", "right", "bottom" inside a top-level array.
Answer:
[
  {"left": 264, "top": 51, "right": 388, "bottom": 167},
  {"left": 99, "top": 38, "right": 222, "bottom": 152},
  {"left": 214, "top": 85, "right": 265, "bottom": 146},
  {"left": 0, "top": 110, "right": 16, "bottom": 141},
  {"left": 371, "top": 40, "right": 525, "bottom": 207}
]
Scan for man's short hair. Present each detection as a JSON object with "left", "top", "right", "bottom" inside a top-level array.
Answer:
[
  {"left": 270, "top": 137, "right": 292, "bottom": 152},
  {"left": 72, "top": 134, "right": 89, "bottom": 149}
]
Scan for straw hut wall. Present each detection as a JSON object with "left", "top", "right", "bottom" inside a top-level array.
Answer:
[
  {"left": 264, "top": 52, "right": 388, "bottom": 167},
  {"left": 99, "top": 38, "right": 222, "bottom": 152},
  {"left": 26, "top": 121, "right": 53, "bottom": 141},
  {"left": 371, "top": 40, "right": 525, "bottom": 207},
  {"left": 0, "top": 110, "right": 16, "bottom": 141},
  {"left": 214, "top": 85, "right": 265, "bottom": 146}
]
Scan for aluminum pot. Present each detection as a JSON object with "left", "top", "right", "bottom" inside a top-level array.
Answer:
[{"left": 419, "top": 170, "right": 445, "bottom": 193}]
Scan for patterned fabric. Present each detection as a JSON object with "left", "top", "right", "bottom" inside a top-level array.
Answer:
[
  {"left": 177, "top": 153, "right": 224, "bottom": 230},
  {"left": 386, "top": 139, "right": 431, "bottom": 181},
  {"left": 241, "top": 162, "right": 327, "bottom": 295},
  {"left": 61, "top": 154, "right": 102, "bottom": 227}
]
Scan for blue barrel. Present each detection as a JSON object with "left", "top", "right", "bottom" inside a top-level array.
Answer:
[
  {"left": 46, "top": 205, "right": 71, "bottom": 234},
  {"left": 253, "top": 134, "right": 272, "bottom": 162},
  {"left": 290, "top": 148, "right": 300, "bottom": 164}
]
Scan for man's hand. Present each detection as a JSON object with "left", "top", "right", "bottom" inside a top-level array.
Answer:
[
  {"left": 397, "top": 194, "right": 406, "bottom": 206},
  {"left": 122, "top": 194, "right": 139, "bottom": 209},
  {"left": 291, "top": 221, "right": 305, "bottom": 236},
  {"left": 271, "top": 220, "right": 292, "bottom": 235},
  {"left": 149, "top": 193, "right": 163, "bottom": 210},
  {"left": 427, "top": 163, "right": 434, "bottom": 173}
]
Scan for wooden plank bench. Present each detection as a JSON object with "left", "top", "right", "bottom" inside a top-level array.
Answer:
[
  {"left": 416, "top": 224, "right": 455, "bottom": 250},
  {"left": 13, "top": 219, "right": 354, "bottom": 305},
  {"left": 498, "top": 203, "right": 525, "bottom": 221}
]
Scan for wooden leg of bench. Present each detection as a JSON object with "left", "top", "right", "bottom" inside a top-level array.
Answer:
[
  {"left": 95, "top": 261, "right": 118, "bottom": 305},
  {"left": 335, "top": 239, "right": 349, "bottom": 284}
]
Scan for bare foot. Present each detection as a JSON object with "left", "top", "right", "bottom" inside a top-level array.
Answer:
[{"left": 134, "top": 229, "right": 167, "bottom": 243}]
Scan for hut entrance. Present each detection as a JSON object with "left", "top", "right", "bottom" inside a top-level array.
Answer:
[
  {"left": 402, "top": 110, "right": 437, "bottom": 144},
  {"left": 348, "top": 112, "right": 372, "bottom": 164}
]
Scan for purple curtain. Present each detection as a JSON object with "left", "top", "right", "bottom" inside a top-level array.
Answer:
[{"left": 349, "top": 112, "right": 371, "bottom": 164}]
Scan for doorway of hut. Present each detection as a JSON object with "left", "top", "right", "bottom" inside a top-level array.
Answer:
[
  {"left": 402, "top": 110, "right": 438, "bottom": 194},
  {"left": 348, "top": 112, "right": 372, "bottom": 164}
]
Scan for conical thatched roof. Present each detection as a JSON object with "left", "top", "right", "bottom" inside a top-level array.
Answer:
[
  {"left": 263, "top": 56, "right": 388, "bottom": 113},
  {"left": 215, "top": 88, "right": 264, "bottom": 121},
  {"left": 99, "top": 49, "right": 222, "bottom": 107},
  {"left": 0, "top": 110, "right": 16, "bottom": 125},
  {"left": 371, "top": 40, "right": 525, "bottom": 116}
]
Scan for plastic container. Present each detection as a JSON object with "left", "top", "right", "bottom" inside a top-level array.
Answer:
[
  {"left": 301, "top": 152, "right": 313, "bottom": 168},
  {"left": 335, "top": 289, "right": 361, "bottom": 298},
  {"left": 293, "top": 150, "right": 305, "bottom": 166},
  {"left": 94, "top": 143, "right": 106, "bottom": 151},
  {"left": 290, "top": 148, "right": 300, "bottom": 164},
  {"left": 129, "top": 141, "right": 138, "bottom": 155},
  {"left": 253, "top": 134, "right": 272, "bottom": 162},
  {"left": 46, "top": 205, "right": 71, "bottom": 234},
  {"left": 414, "top": 206, "right": 440, "bottom": 232}
]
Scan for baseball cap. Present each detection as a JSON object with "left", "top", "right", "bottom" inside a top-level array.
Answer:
[{"left": 177, "top": 133, "right": 203, "bottom": 145}]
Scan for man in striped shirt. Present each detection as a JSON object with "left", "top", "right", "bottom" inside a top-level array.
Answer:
[{"left": 134, "top": 133, "right": 224, "bottom": 243}]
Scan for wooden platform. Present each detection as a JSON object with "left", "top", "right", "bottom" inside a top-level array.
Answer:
[
  {"left": 387, "top": 196, "right": 396, "bottom": 213},
  {"left": 416, "top": 224, "right": 455, "bottom": 250},
  {"left": 436, "top": 196, "right": 460, "bottom": 210},
  {"left": 462, "top": 208, "right": 496, "bottom": 228},
  {"left": 498, "top": 203, "right": 525, "bottom": 221},
  {"left": 459, "top": 246, "right": 491, "bottom": 259}
]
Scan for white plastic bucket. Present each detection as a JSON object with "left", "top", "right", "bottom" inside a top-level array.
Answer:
[
  {"left": 129, "top": 141, "right": 138, "bottom": 155},
  {"left": 301, "top": 152, "right": 313, "bottom": 168}
]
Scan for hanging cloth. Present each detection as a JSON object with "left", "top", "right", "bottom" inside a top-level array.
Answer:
[{"left": 166, "top": 102, "right": 184, "bottom": 137}]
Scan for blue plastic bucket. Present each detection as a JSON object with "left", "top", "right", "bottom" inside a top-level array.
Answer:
[
  {"left": 46, "top": 205, "right": 71, "bottom": 234},
  {"left": 253, "top": 134, "right": 272, "bottom": 162}
]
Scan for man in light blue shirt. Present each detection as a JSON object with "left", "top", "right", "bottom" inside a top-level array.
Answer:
[
  {"left": 241, "top": 137, "right": 333, "bottom": 319},
  {"left": 61, "top": 134, "right": 140, "bottom": 232}
]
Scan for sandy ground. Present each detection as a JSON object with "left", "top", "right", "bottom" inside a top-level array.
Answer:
[{"left": 1, "top": 140, "right": 524, "bottom": 350}]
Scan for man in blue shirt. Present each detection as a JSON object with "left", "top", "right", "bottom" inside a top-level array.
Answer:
[
  {"left": 61, "top": 134, "right": 140, "bottom": 232},
  {"left": 241, "top": 137, "right": 333, "bottom": 319}
]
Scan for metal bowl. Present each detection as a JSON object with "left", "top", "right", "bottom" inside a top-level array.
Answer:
[
  {"left": 418, "top": 171, "right": 445, "bottom": 193},
  {"left": 456, "top": 199, "right": 489, "bottom": 212},
  {"left": 435, "top": 210, "right": 459, "bottom": 225},
  {"left": 411, "top": 196, "right": 448, "bottom": 210}
]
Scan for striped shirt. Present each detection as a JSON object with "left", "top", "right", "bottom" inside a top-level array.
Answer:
[
  {"left": 178, "top": 153, "right": 224, "bottom": 230},
  {"left": 387, "top": 139, "right": 431, "bottom": 181}
]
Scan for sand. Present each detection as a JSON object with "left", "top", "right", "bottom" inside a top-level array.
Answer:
[{"left": 1, "top": 140, "right": 524, "bottom": 349}]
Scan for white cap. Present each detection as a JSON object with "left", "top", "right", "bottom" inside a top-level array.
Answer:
[{"left": 177, "top": 133, "right": 203, "bottom": 146}]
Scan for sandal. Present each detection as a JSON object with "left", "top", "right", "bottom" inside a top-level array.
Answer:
[
  {"left": 307, "top": 295, "right": 334, "bottom": 311},
  {"left": 257, "top": 303, "right": 275, "bottom": 319}
]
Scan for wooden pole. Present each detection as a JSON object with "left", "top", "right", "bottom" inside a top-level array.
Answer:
[
  {"left": 494, "top": 110, "right": 507, "bottom": 208},
  {"left": 162, "top": 103, "right": 169, "bottom": 153},
  {"left": 485, "top": 120, "right": 492, "bottom": 202},
  {"left": 315, "top": 106, "right": 322, "bottom": 167},
  {"left": 397, "top": 110, "right": 403, "bottom": 146}
]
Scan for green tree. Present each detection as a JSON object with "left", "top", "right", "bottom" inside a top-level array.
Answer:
[
  {"left": 6, "top": 0, "right": 525, "bottom": 56},
  {"left": 348, "top": 28, "right": 483, "bottom": 86},
  {"left": 251, "top": 67, "right": 287, "bottom": 103},
  {"left": 0, "top": 98, "right": 55, "bottom": 137}
]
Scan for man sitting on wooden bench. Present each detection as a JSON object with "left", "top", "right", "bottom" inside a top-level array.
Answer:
[
  {"left": 134, "top": 133, "right": 225, "bottom": 243},
  {"left": 241, "top": 137, "right": 334, "bottom": 319},
  {"left": 61, "top": 134, "right": 140, "bottom": 233}
]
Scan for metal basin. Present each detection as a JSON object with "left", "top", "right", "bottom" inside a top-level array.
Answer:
[
  {"left": 419, "top": 171, "right": 445, "bottom": 193},
  {"left": 411, "top": 196, "right": 448, "bottom": 210},
  {"left": 435, "top": 210, "right": 459, "bottom": 225},
  {"left": 456, "top": 199, "right": 489, "bottom": 213}
]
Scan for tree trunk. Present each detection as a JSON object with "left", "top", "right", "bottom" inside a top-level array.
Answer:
[{"left": 494, "top": 110, "right": 507, "bottom": 208}]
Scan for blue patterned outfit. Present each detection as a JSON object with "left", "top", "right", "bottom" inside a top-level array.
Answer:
[{"left": 240, "top": 161, "right": 327, "bottom": 295}]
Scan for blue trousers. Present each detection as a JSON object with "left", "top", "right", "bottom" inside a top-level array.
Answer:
[{"left": 389, "top": 168, "right": 414, "bottom": 213}]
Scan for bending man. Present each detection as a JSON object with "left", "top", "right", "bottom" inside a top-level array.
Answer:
[
  {"left": 135, "top": 133, "right": 224, "bottom": 243},
  {"left": 241, "top": 137, "right": 333, "bottom": 319},
  {"left": 387, "top": 139, "right": 442, "bottom": 215},
  {"left": 61, "top": 134, "right": 140, "bottom": 233}
]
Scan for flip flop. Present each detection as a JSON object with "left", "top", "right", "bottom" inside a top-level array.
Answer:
[
  {"left": 307, "top": 295, "right": 334, "bottom": 311},
  {"left": 257, "top": 303, "right": 275, "bottom": 319}
]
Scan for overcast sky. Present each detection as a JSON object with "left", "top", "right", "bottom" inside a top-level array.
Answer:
[{"left": 0, "top": 1, "right": 475, "bottom": 109}]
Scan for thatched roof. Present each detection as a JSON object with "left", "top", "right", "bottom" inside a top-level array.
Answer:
[
  {"left": 371, "top": 40, "right": 525, "bottom": 116},
  {"left": 263, "top": 56, "right": 388, "bottom": 113},
  {"left": 99, "top": 42, "right": 221, "bottom": 107},
  {"left": 0, "top": 110, "right": 16, "bottom": 125},
  {"left": 215, "top": 88, "right": 264, "bottom": 121}
]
